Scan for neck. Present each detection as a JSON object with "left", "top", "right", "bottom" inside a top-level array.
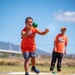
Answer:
[{"left": 61, "top": 33, "right": 65, "bottom": 35}]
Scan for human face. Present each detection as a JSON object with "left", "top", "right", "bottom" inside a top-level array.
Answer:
[
  {"left": 61, "top": 29, "right": 66, "bottom": 35},
  {"left": 25, "top": 19, "right": 33, "bottom": 27}
]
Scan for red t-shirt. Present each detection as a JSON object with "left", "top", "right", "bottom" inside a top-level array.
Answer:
[
  {"left": 21, "top": 27, "right": 37, "bottom": 53},
  {"left": 53, "top": 33, "right": 68, "bottom": 53}
]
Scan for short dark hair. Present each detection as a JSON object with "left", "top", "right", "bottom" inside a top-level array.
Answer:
[{"left": 25, "top": 17, "right": 33, "bottom": 22}]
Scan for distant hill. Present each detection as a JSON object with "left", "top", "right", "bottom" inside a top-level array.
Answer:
[
  {"left": 0, "top": 41, "right": 50, "bottom": 56},
  {"left": 0, "top": 41, "right": 75, "bottom": 58},
  {"left": 0, "top": 41, "right": 19, "bottom": 51}
]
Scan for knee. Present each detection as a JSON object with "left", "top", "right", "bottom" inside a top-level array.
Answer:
[
  {"left": 51, "top": 62, "right": 55, "bottom": 66},
  {"left": 31, "top": 57, "right": 35, "bottom": 60},
  {"left": 25, "top": 59, "right": 29, "bottom": 64}
]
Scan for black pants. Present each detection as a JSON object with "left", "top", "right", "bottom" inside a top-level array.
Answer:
[{"left": 50, "top": 51, "right": 63, "bottom": 71}]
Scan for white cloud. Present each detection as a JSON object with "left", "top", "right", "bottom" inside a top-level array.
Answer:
[{"left": 54, "top": 11, "right": 75, "bottom": 23}]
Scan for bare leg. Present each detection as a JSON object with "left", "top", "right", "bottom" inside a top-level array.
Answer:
[
  {"left": 31, "top": 57, "right": 35, "bottom": 66},
  {"left": 24, "top": 59, "right": 29, "bottom": 72},
  {"left": 31, "top": 57, "right": 40, "bottom": 73}
]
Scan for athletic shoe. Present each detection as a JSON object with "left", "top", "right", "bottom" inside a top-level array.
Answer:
[
  {"left": 50, "top": 69, "right": 53, "bottom": 72},
  {"left": 31, "top": 66, "right": 40, "bottom": 73},
  {"left": 52, "top": 71, "right": 56, "bottom": 74},
  {"left": 58, "top": 69, "right": 61, "bottom": 72},
  {"left": 25, "top": 72, "right": 29, "bottom": 75},
  {"left": 50, "top": 68, "right": 53, "bottom": 72}
]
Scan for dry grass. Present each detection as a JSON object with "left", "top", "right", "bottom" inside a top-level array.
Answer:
[
  {"left": 0, "top": 57, "right": 75, "bottom": 75},
  {"left": 0, "top": 56, "right": 75, "bottom": 67},
  {"left": 0, "top": 53, "right": 75, "bottom": 75},
  {"left": 0, "top": 56, "right": 24, "bottom": 65}
]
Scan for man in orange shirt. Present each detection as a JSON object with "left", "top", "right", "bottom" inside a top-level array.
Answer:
[
  {"left": 21, "top": 17, "right": 49, "bottom": 75},
  {"left": 50, "top": 27, "right": 68, "bottom": 72}
]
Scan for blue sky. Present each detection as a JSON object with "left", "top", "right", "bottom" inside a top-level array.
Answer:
[{"left": 0, "top": 0, "right": 75, "bottom": 54}]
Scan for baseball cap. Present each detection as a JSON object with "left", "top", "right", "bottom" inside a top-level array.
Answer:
[{"left": 61, "top": 27, "right": 66, "bottom": 31}]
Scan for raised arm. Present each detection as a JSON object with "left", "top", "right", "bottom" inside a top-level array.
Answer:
[{"left": 36, "top": 28, "right": 50, "bottom": 35}]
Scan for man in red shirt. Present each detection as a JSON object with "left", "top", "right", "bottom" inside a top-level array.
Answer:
[
  {"left": 21, "top": 17, "right": 49, "bottom": 75},
  {"left": 50, "top": 27, "right": 68, "bottom": 72}
]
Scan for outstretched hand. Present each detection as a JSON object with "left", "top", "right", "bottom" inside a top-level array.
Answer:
[{"left": 45, "top": 28, "right": 50, "bottom": 33}]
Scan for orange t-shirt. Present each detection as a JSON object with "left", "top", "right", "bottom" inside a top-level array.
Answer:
[
  {"left": 21, "top": 27, "right": 37, "bottom": 53},
  {"left": 53, "top": 33, "right": 68, "bottom": 53}
]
